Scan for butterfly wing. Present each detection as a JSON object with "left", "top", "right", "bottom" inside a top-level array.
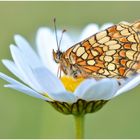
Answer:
[{"left": 65, "top": 21, "right": 140, "bottom": 79}]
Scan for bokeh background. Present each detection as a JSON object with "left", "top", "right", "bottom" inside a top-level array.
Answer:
[{"left": 0, "top": 1, "right": 140, "bottom": 139}]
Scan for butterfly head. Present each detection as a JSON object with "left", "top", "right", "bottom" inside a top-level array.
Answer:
[{"left": 53, "top": 49, "right": 63, "bottom": 63}]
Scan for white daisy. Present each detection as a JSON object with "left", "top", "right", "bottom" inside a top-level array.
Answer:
[{"left": 0, "top": 23, "right": 140, "bottom": 115}]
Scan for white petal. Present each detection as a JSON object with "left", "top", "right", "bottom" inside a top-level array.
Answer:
[
  {"left": 14, "top": 35, "right": 43, "bottom": 68},
  {"left": 114, "top": 74, "right": 140, "bottom": 97},
  {"left": 74, "top": 79, "right": 96, "bottom": 97},
  {"left": 5, "top": 84, "right": 51, "bottom": 101},
  {"left": 0, "top": 72, "right": 22, "bottom": 85},
  {"left": 2, "top": 59, "right": 23, "bottom": 80},
  {"left": 31, "top": 67, "right": 65, "bottom": 93},
  {"left": 48, "top": 91, "right": 77, "bottom": 103},
  {"left": 10, "top": 45, "right": 44, "bottom": 91},
  {"left": 36, "top": 28, "right": 59, "bottom": 75},
  {"left": 0, "top": 72, "right": 51, "bottom": 101},
  {"left": 79, "top": 24, "right": 99, "bottom": 41},
  {"left": 100, "top": 23, "right": 113, "bottom": 30},
  {"left": 3, "top": 58, "right": 65, "bottom": 96},
  {"left": 75, "top": 78, "right": 119, "bottom": 101}
]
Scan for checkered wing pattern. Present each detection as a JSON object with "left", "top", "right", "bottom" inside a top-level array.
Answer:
[{"left": 65, "top": 21, "right": 140, "bottom": 78}]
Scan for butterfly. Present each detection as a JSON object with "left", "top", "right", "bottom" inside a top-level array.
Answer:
[{"left": 53, "top": 20, "right": 140, "bottom": 79}]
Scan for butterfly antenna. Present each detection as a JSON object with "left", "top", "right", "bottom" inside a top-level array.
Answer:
[
  {"left": 58, "top": 29, "right": 66, "bottom": 50},
  {"left": 53, "top": 18, "right": 59, "bottom": 51},
  {"left": 53, "top": 18, "right": 64, "bottom": 78}
]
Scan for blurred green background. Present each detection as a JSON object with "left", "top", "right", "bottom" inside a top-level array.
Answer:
[{"left": 0, "top": 1, "right": 140, "bottom": 139}]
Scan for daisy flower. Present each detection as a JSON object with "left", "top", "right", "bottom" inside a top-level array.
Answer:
[{"left": 0, "top": 23, "right": 140, "bottom": 138}]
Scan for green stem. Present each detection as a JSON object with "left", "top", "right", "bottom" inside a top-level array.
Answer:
[{"left": 74, "top": 115, "right": 85, "bottom": 139}]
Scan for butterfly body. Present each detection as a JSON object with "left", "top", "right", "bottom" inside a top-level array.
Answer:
[{"left": 53, "top": 21, "right": 140, "bottom": 79}]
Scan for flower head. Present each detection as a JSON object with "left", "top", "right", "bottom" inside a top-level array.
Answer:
[{"left": 0, "top": 23, "right": 140, "bottom": 115}]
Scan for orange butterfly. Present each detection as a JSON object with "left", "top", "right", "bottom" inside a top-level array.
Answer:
[{"left": 53, "top": 20, "right": 140, "bottom": 79}]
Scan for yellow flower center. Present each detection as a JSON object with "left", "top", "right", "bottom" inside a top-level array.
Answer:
[{"left": 60, "top": 76, "right": 84, "bottom": 92}]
